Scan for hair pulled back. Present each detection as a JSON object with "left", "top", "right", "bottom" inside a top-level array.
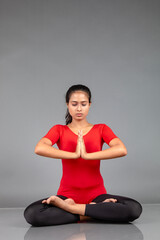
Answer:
[{"left": 65, "top": 84, "right": 92, "bottom": 125}]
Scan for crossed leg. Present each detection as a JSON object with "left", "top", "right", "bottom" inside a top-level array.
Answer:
[
  {"left": 80, "top": 197, "right": 117, "bottom": 221},
  {"left": 24, "top": 193, "right": 142, "bottom": 226},
  {"left": 42, "top": 193, "right": 142, "bottom": 223},
  {"left": 42, "top": 194, "right": 117, "bottom": 222},
  {"left": 84, "top": 193, "right": 143, "bottom": 222},
  {"left": 24, "top": 195, "right": 81, "bottom": 226}
]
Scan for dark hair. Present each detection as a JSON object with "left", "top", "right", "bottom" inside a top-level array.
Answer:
[{"left": 65, "top": 84, "right": 92, "bottom": 125}]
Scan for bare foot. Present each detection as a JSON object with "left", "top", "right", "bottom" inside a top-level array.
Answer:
[
  {"left": 42, "top": 196, "right": 69, "bottom": 210},
  {"left": 102, "top": 198, "right": 117, "bottom": 203},
  {"left": 42, "top": 196, "right": 75, "bottom": 212},
  {"left": 64, "top": 198, "right": 76, "bottom": 205}
]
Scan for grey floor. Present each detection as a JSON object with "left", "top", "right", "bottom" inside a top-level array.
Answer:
[{"left": 0, "top": 204, "right": 159, "bottom": 240}]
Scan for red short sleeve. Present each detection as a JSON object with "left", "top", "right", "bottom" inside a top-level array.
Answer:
[
  {"left": 102, "top": 124, "right": 118, "bottom": 145},
  {"left": 42, "top": 125, "right": 60, "bottom": 145}
]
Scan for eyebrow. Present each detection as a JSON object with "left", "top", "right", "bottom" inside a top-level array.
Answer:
[{"left": 71, "top": 101, "right": 87, "bottom": 103}]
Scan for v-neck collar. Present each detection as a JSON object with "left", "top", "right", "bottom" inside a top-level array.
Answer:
[{"left": 66, "top": 124, "right": 95, "bottom": 137}]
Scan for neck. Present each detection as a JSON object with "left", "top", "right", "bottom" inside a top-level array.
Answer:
[{"left": 69, "top": 119, "right": 90, "bottom": 129}]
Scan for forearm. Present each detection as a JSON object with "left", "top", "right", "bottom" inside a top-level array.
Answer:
[
  {"left": 86, "top": 145, "right": 127, "bottom": 160},
  {"left": 35, "top": 144, "right": 77, "bottom": 159}
]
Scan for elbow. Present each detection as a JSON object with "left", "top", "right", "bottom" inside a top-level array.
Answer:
[
  {"left": 34, "top": 147, "right": 39, "bottom": 155},
  {"left": 122, "top": 147, "right": 128, "bottom": 156},
  {"left": 34, "top": 146, "right": 41, "bottom": 155}
]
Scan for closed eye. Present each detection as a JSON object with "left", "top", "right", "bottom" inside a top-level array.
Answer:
[{"left": 72, "top": 104, "right": 86, "bottom": 106}]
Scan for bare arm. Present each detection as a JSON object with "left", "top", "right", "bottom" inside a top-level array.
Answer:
[
  {"left": 35, "top": 138, "right": 80, "bottom": 159},
  {"left": 80, "top": 136, "right": 127, "bottom": 160}
]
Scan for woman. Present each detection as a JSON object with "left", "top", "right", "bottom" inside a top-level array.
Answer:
[{"left": 24, "top": 84, "right": 142, "bottom": 226}]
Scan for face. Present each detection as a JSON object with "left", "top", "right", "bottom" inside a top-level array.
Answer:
[{"left": 67, "top": 91, "right": 91, "bottom": 121}]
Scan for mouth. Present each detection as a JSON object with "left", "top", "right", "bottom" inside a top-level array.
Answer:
[{"left": 76, "top": 113, "right": 83, "bottom": 116}]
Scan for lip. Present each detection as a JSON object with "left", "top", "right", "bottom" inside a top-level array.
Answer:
[{"left": 76, "top": 113, "right": 83, "bottom": 116}]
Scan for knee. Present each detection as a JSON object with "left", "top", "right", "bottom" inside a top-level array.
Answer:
[
  {"left": 24, "top": 205, "right": 39, "bottom": 226},
  {"left": 127, "top": 200, "right": 143, "bottom": 222}
]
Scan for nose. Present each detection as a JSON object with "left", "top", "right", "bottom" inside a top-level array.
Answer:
[{"left": 77, "top": 104, "right": 82, "bottom": 111}]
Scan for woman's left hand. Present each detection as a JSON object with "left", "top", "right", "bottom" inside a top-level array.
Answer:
[{"left": 78, "top": 130, "right": 88, "bottom": 159}]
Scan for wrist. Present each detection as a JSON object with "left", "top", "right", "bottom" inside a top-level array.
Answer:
[
  {"left": 73, "top": 152, "right": 79, "bottom": 159},
  {"left": 82, "top": 153, "right": 90, "bottom": 160}
]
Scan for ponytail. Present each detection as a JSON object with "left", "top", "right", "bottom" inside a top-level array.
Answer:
[{"left": 65, "top": 108, "right": 72, "bottom": 125}]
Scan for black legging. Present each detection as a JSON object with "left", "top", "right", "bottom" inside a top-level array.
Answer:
[{"left": 24, "top": 193, "right": 142, "bottom": 226}]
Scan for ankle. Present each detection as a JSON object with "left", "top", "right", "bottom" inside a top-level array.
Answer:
[
  {"left": 71, "top": 203, "right": 86, "bottom": 216},
  {"left": 80, "top": 215, "right": 92, "bottom": 221}
]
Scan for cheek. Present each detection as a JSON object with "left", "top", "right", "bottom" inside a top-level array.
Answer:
[
  {"left": 69, "top": 107, "right": 75, "bottom": 114},
  {"left": 84, "top": 107, "right": 90, "bottom": 113}
]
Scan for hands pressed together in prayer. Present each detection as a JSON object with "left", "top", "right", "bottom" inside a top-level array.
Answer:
[{"left": 75, "top": 130, "right": 88, "bottom": 159}]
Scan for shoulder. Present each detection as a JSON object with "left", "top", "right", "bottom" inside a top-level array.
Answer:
[
  {"left": 47, "top": 124, "right": 66, "bottom": 132},
  {"left": 94, "top": 123, "right": 107, "bottom": 129},
  {"left": 54, "top": 124, "right": 64, "bottom": 127},
  {"left": 47, "top": 124, "right": 67, "bottom": 137},
  {"left": 94, "top": 123, "right": 114, "bottom": 133},
  {"left": 96, "top": 123, "right": 112, "bottom": 127},
  {"left": 53, "top": 124, "right": 68, "bottom": 132},
  {"left": 93, "top": 123, "right": 106, "bottom": 134}
]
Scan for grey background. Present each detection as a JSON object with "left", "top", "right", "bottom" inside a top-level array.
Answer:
[{"left": 0, "top": 0, "right": 160, "bottom": 207}]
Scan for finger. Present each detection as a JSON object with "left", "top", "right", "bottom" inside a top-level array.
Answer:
[
  {"left": 42, "top": 200, "right": 46, "bottom": 203},
  {"left": 80, "top": 131, "right": 84, "bottom": 141},
  {"left": 78, "top": 131, "right": 81, "bottom": 141},
  {"left": 79, "top": 134, "right": 82, "bottom": 141},
  {"left": 78, "top": 130, "right": 82, "bottom": 138},
  {"left": 81, "top": 137, "right": 85, "bottom": 145},
  {"left": 78, "top": 135, "right": 82, "bottom": 142},
  {"left": 46, "top": 198, "right": 51, "bottom": 204}
]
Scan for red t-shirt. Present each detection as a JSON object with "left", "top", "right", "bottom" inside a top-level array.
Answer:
[{"left": 42, "top": 123, "right": 118, "bottom": 204}]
